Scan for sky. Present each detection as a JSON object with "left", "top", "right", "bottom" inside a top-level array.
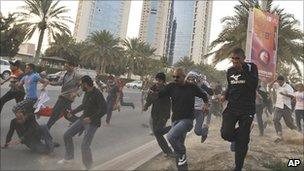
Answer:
[{"left": 1, "top": 0, "right": 303, "bottom": 70}]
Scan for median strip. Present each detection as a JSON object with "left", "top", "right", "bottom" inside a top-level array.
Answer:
[{"left": 92, "top": 140, "right": 161, "bottom": 170}]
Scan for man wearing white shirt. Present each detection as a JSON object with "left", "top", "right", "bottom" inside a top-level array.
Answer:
[{"left": 269, "top": 75, "right": 297, "bottom": 137}]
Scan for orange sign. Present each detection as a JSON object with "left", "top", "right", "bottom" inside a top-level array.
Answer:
[{"left": 245, "top": 8, "right": 279, "bottom": 83}]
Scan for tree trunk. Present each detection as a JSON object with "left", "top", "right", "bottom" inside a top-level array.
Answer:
[
  {"left": 34, "top": 28, "right": 46, "bottom": 64},
  {"left": 127, "top": 70, "right": 131, "bottom": 79},
  {"left": 99, "top": 59, "right": 106, "bottom": 75}
]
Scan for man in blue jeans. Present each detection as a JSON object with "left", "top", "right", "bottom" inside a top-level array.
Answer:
[
  {"left": 154, "top": 68, "right": 209, "bottom": 171},
  {"left": 57, "top": 76, "right": 107, "bottom": 170},
  {"left": 47, "top": 61, "right": 82, "bottom": 129},
  {"left": 185, "top": 71, "right": 213, "bottom": 143}
]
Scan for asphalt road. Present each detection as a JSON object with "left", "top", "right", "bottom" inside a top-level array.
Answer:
[{"left": 0, "top": 84, "right": 154, "bottom": 170}]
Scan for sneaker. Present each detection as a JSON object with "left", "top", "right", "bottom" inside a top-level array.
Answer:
[
  {"left": 177, "top": 154, "right": 187, "bottom": 166},
  {"left": 57, "top": 159, "right": 73, "bottom": 164},
  {"left": 230, "top": 142, "right": 236, "bottom": 152}
]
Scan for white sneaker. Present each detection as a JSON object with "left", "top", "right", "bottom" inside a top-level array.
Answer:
[{"left": 57, "top": 159, "right": 73, "bottom": 164}]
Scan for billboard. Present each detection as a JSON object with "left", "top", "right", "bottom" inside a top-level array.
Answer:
[{"left": 245, "top": 8, "right": 279, "bottom": 83}]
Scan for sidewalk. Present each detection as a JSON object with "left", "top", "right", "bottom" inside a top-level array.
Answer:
[{"left": 138, "top": 118, "right": 304, "bottom": 170}]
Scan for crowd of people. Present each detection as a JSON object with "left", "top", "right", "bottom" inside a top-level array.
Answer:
[{"left": 0, "top": 47, "right": 303, "bottom": 171}]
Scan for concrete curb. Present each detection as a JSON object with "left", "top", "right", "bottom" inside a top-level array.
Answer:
[{"left": 92, "top": 140, "right": 161, "bottom": 170}]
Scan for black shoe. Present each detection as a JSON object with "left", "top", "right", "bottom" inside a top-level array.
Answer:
[
  {"left": 230, "top": 142, "right": 236, "bottom": 152},
  {"left": 177, "top": 154, "right": 188, "bottom": 170},
  {"left": 54, "top": 142, "right": 60, "bottom": 148}
]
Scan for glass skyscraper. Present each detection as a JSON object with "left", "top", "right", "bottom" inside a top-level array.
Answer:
[
  {"left": 74, "top": 0, "right": 131, "bottom": 41},
  {"left": 173, "top": 1, "right": 196, "bottom": 63}
]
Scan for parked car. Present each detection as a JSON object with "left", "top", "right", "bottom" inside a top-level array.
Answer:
[
  {"left": 125, "top": 80, "right": 143, "bottom": 89},
  {"left": 46, "top": 71, "right": 66, "bottom": 82},
  {"left": 0, "top": 59, "right": 11, "bottom": 79}
]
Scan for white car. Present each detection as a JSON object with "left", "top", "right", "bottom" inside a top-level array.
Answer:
[
  {"left": 0, "top": 59, "right": 11, "bottom": 79},
  {"left": 126, "top": 80, "right": 143, "bottom": 89}
]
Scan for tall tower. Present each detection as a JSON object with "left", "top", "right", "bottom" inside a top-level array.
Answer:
[
  {"left": 74, "top": 0, "right": 131, "bottom": 41},
  {"left": 173, "top": 0, "right": 213, "bottom": 64},
  {"left": 138, "top": 0, "right": 174, "bottom": 59}
]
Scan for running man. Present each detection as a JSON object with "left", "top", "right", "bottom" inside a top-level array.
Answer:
[
  {"left": 269, "top": 75, "right": 297, "bottom": 140},
  {"left": 293, "top": 83, "right": 304, "bottom": 132},
  {"left": 154, "top": 68, "right": 209, "bottom": 171},
  {"left": 185, "top": 71, "right": 213, "bottom": 143},
  {"left": 14, "top": 63, "right": 49, "bottom": 116},
  {"left": 143, "top": 72, "right": 173, "bottom": 157},
  {"left": 58, "top": 76, "right": 107, "bottom": 170},
  {"left": 0, "top": 60, "right": 25, "bottom": 114},
  {"left": 47, "top": 61, "right": 82, "bottom": 128},
  {"left": 105, "top": 75, "right": 120, "bottom": 125},
  {"left": 220, "top": 48, "right": 258, "bottom": 171}
]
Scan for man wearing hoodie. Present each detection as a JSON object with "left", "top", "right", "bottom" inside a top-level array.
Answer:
[{"left": 185, "top": 71, "right": 213, "bottom": 143}]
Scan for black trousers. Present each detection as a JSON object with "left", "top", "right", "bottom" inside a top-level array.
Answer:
[
  {"left": 47, "top": 96, "right": 79, "bottom": 129},
  {"left": 152, "top": 117, "right": 172, "bottom": 154},
  {"left": 221, "top": 109, "right": 254, "bottom": 171},
  {"left": 0, "top": 90, "right": 25, "bottom": 114},
  {"left": 295, "top": 110, "right": 304, "bottom": 132}
]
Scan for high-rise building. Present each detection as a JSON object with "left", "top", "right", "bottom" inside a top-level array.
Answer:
[
  {"left": 173, "top": 0, "right": 213, "bottom": 64},
  {"left": 74, "top": 0, "right": 131, "bottom": 41},
  {"left": 138, "top": 0, "right": 174, "bottom": 61}
]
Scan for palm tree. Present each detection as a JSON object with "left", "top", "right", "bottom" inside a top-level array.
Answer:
[
  {"left": 45, "top": 33, "right": 82, "bottom": 63},
  {"left": 0, "top": 13, "right": 27, "bottom": 57},
  {"left": 123, "top": 38, "right": 156, "bottom": 78},
  {"left": 81, "top": 30, "right": 123, "bottom": 74},
  {"left": 18, "top": 0, "right": 72, "bottom": 62},
  {"left": 174, "top": 56, "right": 195, "bottom": 72},
  {"left": 207, "top": 0, "right": 304, "bottom": 75}
]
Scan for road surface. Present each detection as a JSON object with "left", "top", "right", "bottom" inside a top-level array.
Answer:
[{"left": 1, "top": 84, "right": 154, "bottom": 170}]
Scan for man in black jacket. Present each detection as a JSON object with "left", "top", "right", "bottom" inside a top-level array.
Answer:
[
  {"left": 57, "top": 75, "right": 107, "bottom": 170},
  {"left": 220, "top": 48, "right": 258, "bottom": 171},
  {"left": 156, "top": 68, "right": 209, "bottom": 171},
  {"left": 143, "top": 72, "right": 173, "bottom": 157}
]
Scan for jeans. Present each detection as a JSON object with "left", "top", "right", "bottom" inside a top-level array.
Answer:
[
  {"left": 255, "top": 104, "right": 264, "bottom": 136},
  {"left": 106, "top": 97, "right": 116, "bottom": 124},
  {"left": 0, "top": 90, "right": 25, "bottom": 114},
  {"left": 63, "top": 119, "right": 98, "bottom": 169},
  {"left": 27, "top": 125, "right": 54, "bottom": 154},
  {"left": 47, "top": 96, "right": 79, "bottom": 129},
  {"left": 273, "top": 106, "right": 297, "bottom": 135},
  {"left": 221, "top": 109, "right": 254, "bottom": 171},
  {"left": 295, "top": 110, "right": 304, "bottom": 132},
  {"left": 194, "top": 110, "right": 208, "bottom": 136},
  {"left": 167, "top": 119, "right": 193, "bottom": 170}
]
